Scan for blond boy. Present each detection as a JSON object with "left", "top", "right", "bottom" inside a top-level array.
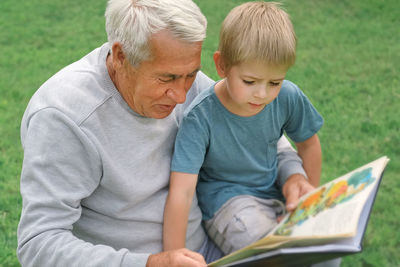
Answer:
[{"left": 164, "top": 2, "right": 323, "bottom": 255}]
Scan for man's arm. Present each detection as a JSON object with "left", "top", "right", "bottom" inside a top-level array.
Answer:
[
  {"left": 18, "top": 109, "right": 149, "bottom": 266},
  {"left": 19, "top": 109, "right": 208, "bottom": 267},
  {"left": 163, "top": 172, "right": 199, "bottom": 251}
]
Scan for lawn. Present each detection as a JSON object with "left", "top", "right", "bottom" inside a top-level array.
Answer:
[{"left": 1, "top": 0, "right": 399, "bottom": 266}]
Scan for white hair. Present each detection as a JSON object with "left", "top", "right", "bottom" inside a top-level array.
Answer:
[{"left": 105, "top": 0, "right": 207, "bottom": 67}]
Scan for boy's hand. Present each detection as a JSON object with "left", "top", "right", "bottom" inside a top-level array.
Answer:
[
  {"left": 282, "top": 173, "right": 315, "bottom": 212},
  {"left": 147, "top": 248, "right": 207, "bottom": 267}
]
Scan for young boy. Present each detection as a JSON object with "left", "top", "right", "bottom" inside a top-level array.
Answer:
[{"left": 163, "top": 2, "right": 323, "bottom": 255}]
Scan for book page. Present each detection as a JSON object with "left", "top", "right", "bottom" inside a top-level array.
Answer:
[{"left": 268, "top": 156, "right": 389, "bottom": 239}]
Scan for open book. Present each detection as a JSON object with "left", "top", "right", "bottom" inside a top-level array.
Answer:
[{"left": 209, "top": 156, "right": 390, "bottom": 267}]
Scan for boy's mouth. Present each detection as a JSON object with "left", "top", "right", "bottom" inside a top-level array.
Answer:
[{"left": 249, "top": 102, "right": 264, "bottom": 107}]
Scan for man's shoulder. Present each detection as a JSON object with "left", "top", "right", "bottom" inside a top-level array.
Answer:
[
  {"left": 23, "top": 45, "right": 112, "bottom": 126},
  {"left": 192, "top": 71, "right": 215, "bottom": 93}
]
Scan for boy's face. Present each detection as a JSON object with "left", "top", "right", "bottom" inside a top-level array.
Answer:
[{"left": 214, "top": 52, "right": 287, "bottom": 117}]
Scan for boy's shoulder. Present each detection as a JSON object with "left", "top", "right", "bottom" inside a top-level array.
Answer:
[
  {"left": 280, "top": 80, "right": 301, "bottom": 95},
  {"left": 276, "top": 80, "right": 307, "bottom": 102},
  {"left": 183, "top": 83, "right": 217, "bottom": 117}
]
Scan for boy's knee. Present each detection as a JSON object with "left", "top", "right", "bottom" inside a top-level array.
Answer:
[{"left": 220, "top": 207, "right": 277, "bottom": 253}]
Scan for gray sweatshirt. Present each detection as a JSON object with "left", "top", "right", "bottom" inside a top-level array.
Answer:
[{"left": 17, "top": 43, "right": 306, "bottom": 267}]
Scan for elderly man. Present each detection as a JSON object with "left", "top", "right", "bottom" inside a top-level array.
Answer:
[{"left": 17, "top": 0, "right": 314, "bottom": 266}]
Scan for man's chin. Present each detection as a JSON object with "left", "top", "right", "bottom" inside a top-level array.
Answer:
[
  {"left": 151, "top": 113, "right": 172, "bottom": 119},
  {"left": 140, "top": 104, "right": 176, "bottom": 119},
  {"left": 149, "top": 109, "right": 175, "bottom": 119}
]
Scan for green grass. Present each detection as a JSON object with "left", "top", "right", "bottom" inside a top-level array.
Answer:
[{"left": 1, "top": 0, "right": 399, "bottom": 266}]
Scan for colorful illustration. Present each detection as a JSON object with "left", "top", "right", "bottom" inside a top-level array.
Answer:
[{"left": 275, "top": 167, "right": 375, "bottom": 236}]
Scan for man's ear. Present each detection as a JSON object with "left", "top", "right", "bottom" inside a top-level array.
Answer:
[
  {"left": 111, "top": 42, "right": 126, "bottom": 69},
  {"left": 213, "top": 51, "right": 226, "bottom": 78}
]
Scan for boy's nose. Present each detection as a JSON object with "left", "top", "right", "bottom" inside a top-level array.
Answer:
[{"left": 253, "top": 86, "right": 268, "bottom": 99}]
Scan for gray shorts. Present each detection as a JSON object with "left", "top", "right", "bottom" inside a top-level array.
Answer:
[
  {"left": 197, "top": 234, "right": 224, "bottom": 264},
  {"left": 204, "top": 195, "right": 285, "bottom": 255}
]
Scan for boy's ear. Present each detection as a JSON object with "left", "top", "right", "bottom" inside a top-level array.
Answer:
[{"left": 213, "top": 51, "right": 226, "bottom": 78}]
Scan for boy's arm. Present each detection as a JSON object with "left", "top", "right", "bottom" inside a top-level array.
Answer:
[
  {"left": 163, "top": 171, "right": 198, "bottom": 251},
  {"left": 295, "top": 134, "right": 322, "bottom": 187}
]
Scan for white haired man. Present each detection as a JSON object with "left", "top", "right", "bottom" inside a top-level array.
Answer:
[{"left": 17, "top": 0, "right": 315, "bottom": 266}]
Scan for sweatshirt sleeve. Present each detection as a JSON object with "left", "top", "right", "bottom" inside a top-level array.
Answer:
[
  {"left": 275, "top": 135, "right": 308, "bottom": 189},
  {"left": 17, "top": 108, "right": 149, "bottom": 267}
]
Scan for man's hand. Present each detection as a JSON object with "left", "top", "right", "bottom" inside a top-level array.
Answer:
[
  {"left": 146, "top": 248, "right": 207, "bottom": 267},
  {"left": 282, "top": 173, "right": 315, "bottom": 212}
]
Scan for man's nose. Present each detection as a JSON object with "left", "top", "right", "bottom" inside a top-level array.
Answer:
[{"left": 167, "top": 79, "right": 190, "bottom": 104}]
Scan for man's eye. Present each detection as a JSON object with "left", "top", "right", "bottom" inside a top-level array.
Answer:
[
  {"left": 270, "top": 82, "right": 280, "bottom": 86},
  {"left": 159, "top": 78, "right": 173, "bottom": 83},
  {"left": 243, "top": 80, "right": 254, "bottom": 85}
]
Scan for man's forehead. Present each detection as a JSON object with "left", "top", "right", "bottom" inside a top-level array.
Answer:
[
  {"left": 142, "top": 32, "right": 203, "bottom": 78},
  {"left": 149, "top": 32, "right": 203, "bottom": 62}
]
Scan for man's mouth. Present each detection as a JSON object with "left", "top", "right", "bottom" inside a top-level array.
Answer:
[{"left": 157, "top": 104, "right": 175, "bottom": 112}]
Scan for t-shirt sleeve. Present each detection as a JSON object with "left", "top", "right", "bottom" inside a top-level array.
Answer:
[
  {"left": 171, "top": 109, "right": 209, "bottom": 174},
  {"left": 283, "top": 83, "right": 324, "bottom": 142}
]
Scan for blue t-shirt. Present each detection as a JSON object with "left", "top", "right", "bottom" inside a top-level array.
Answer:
[{"left": 171, "top": 80, "right": 323, "bottom": 220}]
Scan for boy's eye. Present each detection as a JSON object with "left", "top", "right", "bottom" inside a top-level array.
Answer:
[
  {"left": 243, "top": 80, "right": 254, "bottom": 85},
  {"left": 270, "top": 82, "right": 281, "bottom": 86}
]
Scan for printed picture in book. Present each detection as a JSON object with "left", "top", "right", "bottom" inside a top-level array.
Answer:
[{"left": 275, "top": 167, "right": 375, "bottom": 236}]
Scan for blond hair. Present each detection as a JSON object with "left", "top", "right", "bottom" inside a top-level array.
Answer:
[{"left": 219, "top": 1, "right": 296, "bottom": 70}]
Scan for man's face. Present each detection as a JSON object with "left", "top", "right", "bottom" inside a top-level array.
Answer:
[{"left": 112, "top": 31, "right": 202, "bottom": 119}]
